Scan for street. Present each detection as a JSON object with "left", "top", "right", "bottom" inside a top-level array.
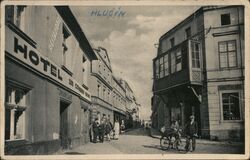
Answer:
[{"left": 56, "top": 128, "right": 244, "bottom": 155}]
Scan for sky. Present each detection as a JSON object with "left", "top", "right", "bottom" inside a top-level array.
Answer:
[{"left": 71, "top": 5, "right": 201, "bottom": 120}]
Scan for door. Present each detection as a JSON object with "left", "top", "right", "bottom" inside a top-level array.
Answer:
[{"left": 60, "top": 100, "right": 70, "bottom": 149}]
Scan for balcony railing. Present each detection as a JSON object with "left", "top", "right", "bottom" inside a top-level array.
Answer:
[{"left": 153, "top": 40, "right": 203, "bottom": 93}]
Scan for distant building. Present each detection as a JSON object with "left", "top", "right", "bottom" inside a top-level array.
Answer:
[
  {"left": 89, "top": 47, "right": 120, "bottom": 124},
  {"left": 119, "top": 79, "right": 141, "bottom": 128},
  {"left": 4, "top": 6, "right": 97, "bottom": 154},
  {"left": 152, "top": 6, "right": 244, "bottom": 140},
  {"left": 89, "top": 47, "right": 139, "bottom": 128}
]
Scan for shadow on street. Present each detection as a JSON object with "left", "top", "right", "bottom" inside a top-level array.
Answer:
[{"left": 122, "top": 128, "right": 151, "bottom": 136}]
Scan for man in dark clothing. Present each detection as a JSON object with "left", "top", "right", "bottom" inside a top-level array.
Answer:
[
  {"left": 184, "top": 115, "right": 198, "bottom": 152},
  {"left": 92, "top": 118, "right": 99, "bottom": 143},
  {"left": 99, "top": 119, "right": 105, "bottom": 143}
]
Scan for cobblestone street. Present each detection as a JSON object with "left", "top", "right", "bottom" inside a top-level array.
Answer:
[{"left": 56, "top": 128, "right": 244, "bottom": 155}]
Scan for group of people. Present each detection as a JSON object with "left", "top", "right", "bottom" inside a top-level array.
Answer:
[
  {"left": 90, "top": 117, "right": 121, "bottom": 143},
  {"left": 162, "top": 115, "right": 198, "bottom": 152}
]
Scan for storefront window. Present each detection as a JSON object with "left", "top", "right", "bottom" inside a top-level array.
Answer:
[
  {"left": 5, "top": 85, "right": 28, "bottom": 140},
  {"left": 221, "top": 92, "right": 241, "bottom": 120}
]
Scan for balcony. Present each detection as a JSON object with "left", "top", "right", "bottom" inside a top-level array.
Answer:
[{"left": 153, "top": 40, "right": 203, "bottom": 93}]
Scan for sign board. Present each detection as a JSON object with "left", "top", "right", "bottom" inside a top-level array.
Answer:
[{"left": 5, "top": 25, "right": 91, "bottom": 101}]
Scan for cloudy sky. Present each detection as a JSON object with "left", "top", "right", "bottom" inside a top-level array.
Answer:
[{"left": 71, "top": 5, "right": 201, "bottom": 120}]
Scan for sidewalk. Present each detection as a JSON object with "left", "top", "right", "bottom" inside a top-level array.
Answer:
[
  {"left": 149, "top": 127, "right": 244, "bottom": 146},
  {"left": 54, "top": 141, "right": 123, "bottom": 155}
]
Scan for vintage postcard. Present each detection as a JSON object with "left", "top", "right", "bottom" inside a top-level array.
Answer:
[{"left": 0, "top": 0, "right": 249, "bottom": 159}]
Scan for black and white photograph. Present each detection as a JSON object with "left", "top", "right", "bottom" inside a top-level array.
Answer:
[{"left": 0, "top": 0, "right": 249, "bottom": 159}]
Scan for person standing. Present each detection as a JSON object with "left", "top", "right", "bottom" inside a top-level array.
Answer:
[
  {"left": 105, "top": 118, "right": 113, "bottom": 141},
  {"left": 184, "top": 115, "right": 198, "bottom": 152},
  {"left": 98, "top": 119, "right": 105, "bottom": 143},
  {"left": 120, "top": 120, "right": 125, "bottom": 133},
  {"left": 114, "top": 119, "right": 120, "bottom": 140},
  {"left": 92, "top": 118, "right": 99, "bottom": 143}
]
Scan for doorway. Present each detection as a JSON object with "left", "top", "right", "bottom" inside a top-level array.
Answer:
[{"left": 60, "top": 100, "right": 70, "bottom": 149}]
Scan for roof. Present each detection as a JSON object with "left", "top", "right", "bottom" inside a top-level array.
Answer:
[
  {"left": 160, "top": 6, "right": 238, "bottom": 41},
  {"left": 55, "top": 6, "right": 98, "bottom": 61}
]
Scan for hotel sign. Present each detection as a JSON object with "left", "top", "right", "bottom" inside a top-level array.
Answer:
[{"left": 5, "top": 26, "right": 91, "bottom": 101}]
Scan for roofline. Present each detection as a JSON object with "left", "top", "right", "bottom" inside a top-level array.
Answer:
[
  {"left": 159, "top": 5, "right": 241, "bottom": 41},
  {"left": 55, "top": 6, "right": 98, "bottom": 61},
  {"left": 112, "top": 76, "right": 126, "bottom": 93},
  {"left": 159, "top": 7, "right": 204, "bottom": 41},
  {"left": 93, "top": 47, "right": 113, "bottom": 72}
]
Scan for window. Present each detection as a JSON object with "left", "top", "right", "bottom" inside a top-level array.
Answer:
[
  {"left": 170, "top": 49, "right": 182, "bottom": 73},
  {"left": 97, "top": 85, "right": 100, "bottom": 97},
  {"left": 62, "top": 24, "right": 73, "bottom": 75},
  {"left": 5, "top": 85, "right": 29, "bottom": 140},
  {"left": 107, "top": 92, "right": 110, "bottom": 102},
  {"left": 221, "top": 92, "right": 241, "bottom": 120},
  {"left": 191, "top": 41, "right": 201, "bottom": 68},
  {"left": 171, "top": 52, "right": 176, "bottom": 73},
  {"left": 221, "top": 13, "right": 231, "bottom": 26},
  {"left": 185, "top": 27, "right": 191, "bottom": 39},
  {"left": 219, "top": 40, "right": 237, "bottom": 68},
  {"left": 155, "top": 59, "right": 159, "bottom": 79},
  {"left": 159, "top": 57, "right": 164, "bottom": 78},
  {"left": 82, "top": 56, "right": 88, "bottom": 86},
  {"left": 103, "top": 89, "right": 105, "bottom": 100},
  {"left": 176, "top": 50, "right": 182, "bottom": 71},
  {"left": 170, "top": 38, "right": 175, "bottom": 48},
  {"left": 164, "top": 54, "right": 169, "bottom": 76},
  {"left": 161, "top": 39, "right": 168, "bottom": 53}
]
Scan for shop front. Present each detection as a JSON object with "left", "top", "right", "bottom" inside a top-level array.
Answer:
[{"left": 4, "top": 24, "right": 91, "bottom": 154}]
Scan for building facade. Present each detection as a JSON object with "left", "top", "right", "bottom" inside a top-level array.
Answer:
[
  {"left": 4, "top": 6, "right": 97, "bottom": 154},
  {"left": 119, "top": 79, "right": 141, "bottom": 129},
  {"left": 89, "top": 47, "right": 127, "bottom": 125},
  {"left": 152, "top": 6, "right": 244, "bottom": 140}
]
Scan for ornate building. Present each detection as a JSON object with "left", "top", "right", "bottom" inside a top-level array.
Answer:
[{"left": 152, "top": 6, "right": 244, "bottom": 140}]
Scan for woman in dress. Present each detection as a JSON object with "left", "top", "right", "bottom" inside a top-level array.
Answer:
[{"left": 113, "top": 119, "right": 120, "bottom": 140}]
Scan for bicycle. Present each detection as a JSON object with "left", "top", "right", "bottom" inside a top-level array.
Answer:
[{"left": 160, "top": 128, "right": 182, "bottom": 150}]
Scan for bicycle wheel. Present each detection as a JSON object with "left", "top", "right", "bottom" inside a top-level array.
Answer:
[{"left": 160, "top": 136, "right": 171, "bottom": 150}]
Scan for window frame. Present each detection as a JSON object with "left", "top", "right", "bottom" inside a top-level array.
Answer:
[
  {"left": 5, "top": 82, "right": 30, "bottom": 141},
  {"left": 191, "top": 41, "right": 201, "bottom": 69},
  {"left": 219, "top": 90, "right": 243, "bottom": 122},
  {"left": 164, "top": 54, "right": 169, "bottom": 76},
  {"left": 159, "top": 57, "right": 164, "bottom": 78},
  {"left": 218, "top": 40, "right": 237, "bottom": 69}
]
